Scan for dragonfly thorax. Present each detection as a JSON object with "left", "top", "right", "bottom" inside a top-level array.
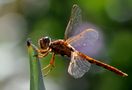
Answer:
[{"left": 50, "top": 40, "right": 75, "bottom": 57}]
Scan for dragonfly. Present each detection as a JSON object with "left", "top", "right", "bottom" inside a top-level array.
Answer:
[{"left": 36, "top": 4, "right": 128, "bottom": 78}]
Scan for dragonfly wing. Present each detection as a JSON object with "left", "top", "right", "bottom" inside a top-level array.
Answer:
[
  {"left": 64, "top": 4, "right": 104, "bottom": 57},
  {"left": 64, "top": 4, "right": 82, "bottom": 39},
  {"left": 68, "top": 51, "right": 91, "bottom": 78},
  {"left": 67, "top": 28, "right": 103, "bottom": 57}
]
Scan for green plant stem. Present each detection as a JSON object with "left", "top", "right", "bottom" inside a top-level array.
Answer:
[{"left": 27, "top": 40, "right": 45, "bottom": 90}]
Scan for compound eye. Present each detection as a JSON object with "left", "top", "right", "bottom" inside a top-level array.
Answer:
[
  {"left": 39, "top": 36, "right": 51, "bottom": 49},
  {"left": 44, "top": 36, "right": 50, "bottom": 44}
]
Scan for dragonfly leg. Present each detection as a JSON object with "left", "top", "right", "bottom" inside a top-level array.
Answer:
[
  {"left": 35, "top": 48, "right": 50, "bottom": 58},
  {"left": 38, "top": 52, "right": 49, "bottom": 58},
  {"left": 37, "top": 49, "right": 49, "bottom": 53},
  {"left": 42, "top": 53, "right": 55, "bottom": 77}
]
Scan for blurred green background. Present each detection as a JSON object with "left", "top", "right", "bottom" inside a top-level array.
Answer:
[{"left": 0, "top": 0, "right": 131, "bottom": 90}]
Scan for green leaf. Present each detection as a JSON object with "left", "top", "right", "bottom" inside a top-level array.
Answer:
[{"left": 27, "top": 39, "right": 45, "bottom": 90}]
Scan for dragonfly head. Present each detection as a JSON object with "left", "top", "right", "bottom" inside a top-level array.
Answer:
[{"left": 38, "top": 36, "right": 51, "bottom": 49}]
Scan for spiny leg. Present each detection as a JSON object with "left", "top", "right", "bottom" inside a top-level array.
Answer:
[
  {"left": 37, "top": 48, "right": 49, "bottom": 53},
  {"left": 38, "top": 52, "right": 49, "bottom": 58},
  {"left": 42, "top": 53, "right": 55, "bottom": 77},
  {"left": 36, "top": 48, "right": 50, "bottom": 58}
]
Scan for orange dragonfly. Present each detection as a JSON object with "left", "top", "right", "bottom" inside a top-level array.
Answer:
[{"left": 35, "top": 4, "right": 128, "bottom": 78}]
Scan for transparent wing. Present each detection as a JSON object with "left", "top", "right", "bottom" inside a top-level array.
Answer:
[
  {"left": 64, "top": 4, "right": 82, "bottom": 39},
  {"left": 65, "top": 4, "right": 104, "bottom": 57},
  {"left": 68, "top": 51, "right": 91, "bottom": 78},
  {"left": 67, "top": 28, "right": 103, "bottom": 57}
]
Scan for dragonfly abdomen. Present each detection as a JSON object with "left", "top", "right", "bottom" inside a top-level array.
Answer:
[{"left": 78, "top": 52, "right": 128, "bottom": 77}]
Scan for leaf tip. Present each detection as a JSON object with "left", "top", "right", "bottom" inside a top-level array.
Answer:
[{"left": 27, "top": 38, "right": 32, "bottom": 47}]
